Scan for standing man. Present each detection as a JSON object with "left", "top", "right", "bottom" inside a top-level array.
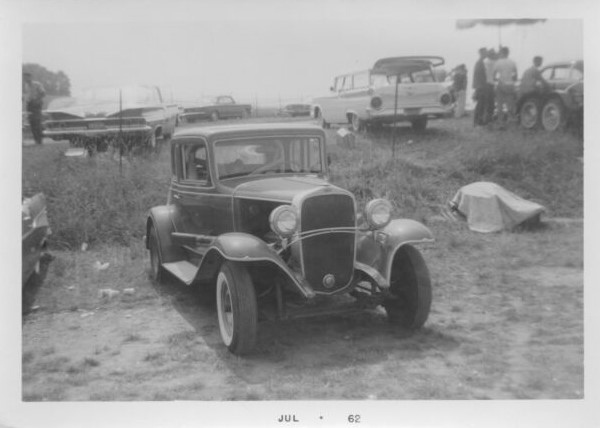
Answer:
[
  {"left": 520, "top": 56, "right": 550, "bottom": 96},
  {"left": 23, "top": 72, "right": 46, "bottom": 144},
  {"left": 472, "top": 47, "right": 488, "bottom": 126},
  {"left": 484, "top": 48, "right": 498, "bottom": 123},
  {"left": 452, "top": 64, "right": 468, "bottom": 118},
  {"left": 492, "top": 47, "right": 518, "bottom": 124}
]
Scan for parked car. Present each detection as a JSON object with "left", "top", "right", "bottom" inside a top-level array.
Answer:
[
  {"left": 43, "top": 85, "right": 179, "bottom": 153},
  {"left": 146, "top": 123, "right": 434, "bottom": 355},
  {"left": 517, "top": 60, "right": 583, "bottom": 132},
  {"left": 312, "top": 56, "right": 454, "bottom": 132},
  {"left": 179, "top": 96, "right": 252, "bottom": 123},
  {"left": 22, "top": 193, "right": 51, "bottom": 285},
  {"left": 279, "top": 103, "right": 312, "bottom": 117}
]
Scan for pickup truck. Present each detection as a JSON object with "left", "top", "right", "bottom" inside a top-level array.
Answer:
[
  {"left": 43, "top": 85, "right": 179, "bottom": 154},
  {"left": 179, "top": 95, "right": 252, "bottom": 122}
]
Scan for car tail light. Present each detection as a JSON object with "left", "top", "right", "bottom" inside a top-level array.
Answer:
[
  {"left": 370, "top": 96, "right": 383, "bottom": 110},
  {"left": 440, "top": 93, "right": 452, "bottom": 106}
]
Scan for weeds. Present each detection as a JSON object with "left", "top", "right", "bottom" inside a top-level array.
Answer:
[
  {"left": 23, "top": 120, "right": 582, "bottom": 249},
  {"left": 23, "top": 144, "right": 170, "bottom": 248}
]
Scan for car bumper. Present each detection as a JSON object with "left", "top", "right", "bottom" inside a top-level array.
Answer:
[
  {"left": 44, "top": 125, "right": 152, "bottom": 139},
  {"left": 366, "top": 106, "right": 454, "bottom": 122}
]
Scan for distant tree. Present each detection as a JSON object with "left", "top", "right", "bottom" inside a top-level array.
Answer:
[{"left": 22, "top": 63, "right": 71, "bottom": 97}]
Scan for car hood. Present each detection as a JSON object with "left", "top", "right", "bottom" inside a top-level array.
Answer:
[
  {"left": 46, "top": 100, "right": 156, "bottom": 119},
  {"left": 231, "top": 176, "right": 338, "bottom": 203}
]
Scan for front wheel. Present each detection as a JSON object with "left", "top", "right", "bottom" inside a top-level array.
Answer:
[
  {"left": 541, "top": 98, "right": 566, "bottom": 132},
  {"left": 383, "top": 245, "right": 431, "bottom": 329},
  {"left": 216, "top": 261, "right": 258, "bottom": 355},
  {"left": 148, "top": 225, "right": 165, "bottom": 283},
  {"left": 519, "top": 98, "right": 541, "bottom": 129}
]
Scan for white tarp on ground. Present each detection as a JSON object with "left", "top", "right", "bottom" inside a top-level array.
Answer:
[{"left": 450, "top": 182, "right": 545, "bottom": 233}]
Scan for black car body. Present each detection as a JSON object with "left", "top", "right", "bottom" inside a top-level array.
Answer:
[{"left": 146, "top": 123, "right": 434, "bottom": 355}]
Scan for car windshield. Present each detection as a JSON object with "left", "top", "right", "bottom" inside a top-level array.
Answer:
[
  {"left": 370, "top": 64, "right": 435, "bottom": 86},
  {"left": 214, "top": 137, "right": 324, "bottom": 179}
]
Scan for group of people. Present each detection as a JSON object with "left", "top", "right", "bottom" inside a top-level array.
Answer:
[
  {"left": 471, "top": 46, "right": 549, "bottom": 127},
  {"left": 22, "top": 72, "right": 46, "bottom": 145}
]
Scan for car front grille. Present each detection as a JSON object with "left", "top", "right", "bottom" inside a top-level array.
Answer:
[{"left": 300, "top": 193, "right": 356, "bottom": 293}]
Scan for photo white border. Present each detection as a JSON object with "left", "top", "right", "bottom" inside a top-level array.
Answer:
[{"left": 2, "top": 0, "right": 598, "bottom": 427}]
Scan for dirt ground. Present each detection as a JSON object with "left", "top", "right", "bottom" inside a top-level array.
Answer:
[{"left": 21, "top": 220, "right": 583, "bottom": 401}]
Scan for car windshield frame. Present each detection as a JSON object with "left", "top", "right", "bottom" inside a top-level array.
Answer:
[{"left": 213, "top": 135, "right": 325, "bottom": 181}]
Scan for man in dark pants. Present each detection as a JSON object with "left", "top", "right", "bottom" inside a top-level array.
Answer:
[
  {"left": 484, "top": 49, "right": 498, "bottom": 123},
  {"left": 472, "top": 48, "right": 488, "bottom": 126},
  {"left": 23, "top": 72, "right": 46, "bottom": 144}
]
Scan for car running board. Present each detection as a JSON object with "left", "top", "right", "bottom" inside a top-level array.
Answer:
[{"left": 162, "top": 261, "right": 198, "bottom": 285}]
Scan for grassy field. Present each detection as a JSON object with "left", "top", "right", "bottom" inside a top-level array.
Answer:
[{"left": 21, "top": 115, "right": 583, "bottom": 401}]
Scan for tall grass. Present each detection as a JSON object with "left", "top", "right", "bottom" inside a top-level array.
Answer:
[
  {"left": 22, "top": 120, "right": 582, "bottom": 248},
  {"left": 23, "top": 144, "right": 170, "bottom": 248},
  {"left": 329, "top": 122, "right": 583, "bottom": 219}
]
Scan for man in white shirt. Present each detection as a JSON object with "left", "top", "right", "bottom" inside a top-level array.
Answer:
[{"left": 492, "top": 47, "right": 518, "bottom": 124}]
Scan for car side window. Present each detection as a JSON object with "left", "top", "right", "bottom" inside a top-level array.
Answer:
[
  {"left": 553, "top": 66, "right": 570, "bottom": 80},
  {"left": 571, "top": 68, "right": 583, "bottom": 81},
  {"left": 541, "top": 67, "right": 553, "bottom": 80},
  {"left": 342, "top": 75, "right": 353, "bottom": 91},
  {"left": 353, "top": 72, "right": 369, "bottom": 89},
  {"left": 336, "top": 76, "right": 345, "bottom": 92},
  {"left": 182, "top": 143, "right": 210, "bottom": 185}
]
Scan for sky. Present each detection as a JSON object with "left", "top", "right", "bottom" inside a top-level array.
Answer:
[{"left": 21, "top": 17, "right": 583, "bottom": 106}]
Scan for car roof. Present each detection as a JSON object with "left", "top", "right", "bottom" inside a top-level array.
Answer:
[
  {"left": 372, "top": 56, "right": 445, "bottom": 75},
  {"left": 173, "top": 122, "right": 325, "bottom": 140},
  {"left": 543, "top": 60, "right": 583, "bottom": 69}
]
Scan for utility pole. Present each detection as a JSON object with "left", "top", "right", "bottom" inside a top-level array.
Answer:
[{"left": 392, "top": 75, "right": 399, "bottom": 158}]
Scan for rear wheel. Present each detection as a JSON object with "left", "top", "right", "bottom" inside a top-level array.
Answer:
[
  {"left": 410, "top": 116, "right": 428, "bottom": 131},
  {"left": 350, "top": 113, "right": 364, "bottom": 132},
  {"left": 519, "top": 97, "right": 541, "bottom": 129},
  {"left": 148, "top": 225, "right": 165, "bottom": 283},
  {"left": 383, "top": 245, "right": 431, "bottom": 329},
  {"left": 216, "top": 261, "right": 258, "bottom": 355},
  {"left": 315, "top": 108, "right": 330, "bottom": 129},
  {"left": 541, "top": 98, "right": 566, "bottom": 132}
]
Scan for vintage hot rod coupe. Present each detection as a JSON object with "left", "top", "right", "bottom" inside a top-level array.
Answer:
[{"left": 146, "top": 123, "right": 434, "bottom": 354}]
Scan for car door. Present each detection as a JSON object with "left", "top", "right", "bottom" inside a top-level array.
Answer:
[
  {"left": 386, "top": 67, "right": 442, "bottom": 111},
  {"left": 170, "top": 138, "right": 233, "bottom": 237},
  {"left": 324, "top": 75, "right": 353, "bottom": 124}
]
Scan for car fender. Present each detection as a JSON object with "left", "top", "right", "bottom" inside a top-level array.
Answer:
[
  {"left": 197, "top": 233, "right": 316, "bottom": 298},
  {"left": 356, "top": 219, "right": 434, "bottom": 284},
  {"left": 146, "top": 205, "right": 186, "bottom": 264}
]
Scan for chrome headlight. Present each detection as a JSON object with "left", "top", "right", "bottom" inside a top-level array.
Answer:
[
  {"left": 269, "top": 205, "right": 298, "bottom": 238},
  {"left": 364, "top": 199, "right": 392, "bottom": 230}
]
